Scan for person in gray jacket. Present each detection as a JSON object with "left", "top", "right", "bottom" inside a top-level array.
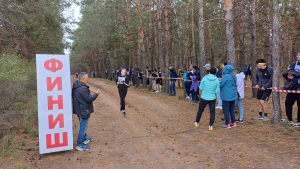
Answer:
[
  {"left": 72, "top": 72, "right": 100, "bottom": 151},
  {"left": 254, "top": 59, "right": 273, "bottom": 121}
]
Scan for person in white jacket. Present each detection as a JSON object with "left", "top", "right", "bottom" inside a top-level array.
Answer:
[{"left": 235, "top": 68, "right": 245, "bottom": 123}]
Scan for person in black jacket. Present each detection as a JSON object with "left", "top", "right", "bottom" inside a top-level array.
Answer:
[
  {"left": 116, "top": 69, "right": 130, "bottom": 115},
  {"left": 72, "top": 72, "right": 100, "bottom": 151}
]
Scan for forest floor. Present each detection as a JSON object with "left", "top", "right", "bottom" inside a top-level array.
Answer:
[{"left": 1, "top": 76, "right": 300, "bottom": 169}]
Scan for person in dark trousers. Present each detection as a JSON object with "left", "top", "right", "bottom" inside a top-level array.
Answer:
[
  {"left": 131, "top": 67, "right": 135, "bottom": 85},
  {"left": 244, "top": 65, "right": 248, "bottom": 79},
  {"left": 158, "top": 68, "right": 162, "bottom": 86},
  {"left": 72, "top": 72, "right": 100, "bottom": 151},
  {"left": 105, "top": 69, "right": 108, "bottom": 79},
  {"left": 194, "top": 68, "right": 220, "bottom": 131},
  {"left": 112, "top": 69, "right": 115, "bottom": 80},
  {"left": 283, "top": 52, "right": 300, "bottom": 128},
  {"left": 116, "top": 69, "right": 130, "bottom": 115},
  {"left": 168, "top": 64, "right": 178, "bottom": 96},
  {"left": 190, "top": 65, "right": 201, "bottom": 103},
  {"left": 134, "top": 68, "right": 140, "bottom": 88},
  {"left": 247, "top": 64, "right": 252, "bottom": 81},
  {"left": 146, "top": 67, "right": 150, "bottom": 86},
  {"left": 139, "top": 70, "right": 143, "bottom": 87},
  {"left": 253, "top": 59, "right": 273, "bottom": 122},
  {"left": 220, "top": 65, "right": 238, "bottom": 129}
]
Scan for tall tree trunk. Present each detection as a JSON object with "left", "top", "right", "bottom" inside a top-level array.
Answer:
[
  {"left": 184, "top": 1, "right": 190, "bottom": 67},
  {"left": 225, "top": 0, "right": 235, "bottom": 66},
  {"left": 264, "top": 0, "right": 271, "bottom": 65},
  {"left": 137, "top": 0, "right": 147, "bottom": 88},
  {"left": 271, "top": 0, "right": 282, "bottom": 124},
  {"left": 148, "top": 0, "right": 153, "bottom": 69},
  {"left": 251, "top": 0, "right": 257, "bottom": 98},
  {"left": 198, "top": 0, "right": 206, "bottom": 79},
  {"left": 239, "top": 0, "right": 245, "bottom": 70},
  {"left": 298, "top": 2, "right": 300, "bottom": 54},
  {"left": 191, "top": 0, "right": 196, "bottom": 66},
  {"left": 219, "top": 2, "right": 225, "bottom": 62},
  {"left": 163, "top": 0, "right": 170, "bottom": 94},
  {"left": 171, "top": 0, "right": 183, "bottom": 69},
  {"left": 209, "top": 2, "right": 215, "bottom": 66},
  {"left": 157, "top": 0, "right": 165, "bottom": 91}
]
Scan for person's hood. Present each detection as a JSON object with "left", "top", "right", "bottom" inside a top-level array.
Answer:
[
  {"left": 73, "top": 80, "right": 87, "bottom": 89},
  {"left": 223, "top": 65, "right": 234, "bottom": 74},
  {"left": 236, "top": 72, "right": 245, "bottom": 79},
  {"left": 205, "top": 74, "right": 218, "bottom": 81}
]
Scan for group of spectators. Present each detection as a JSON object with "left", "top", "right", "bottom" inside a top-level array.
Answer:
[{"left": 71, "top": 52, "right": 300, "bottom": 151}]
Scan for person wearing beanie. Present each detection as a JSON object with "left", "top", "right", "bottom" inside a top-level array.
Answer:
[{"left": 194, "top": 67, "right": 220, "bottom": 131}]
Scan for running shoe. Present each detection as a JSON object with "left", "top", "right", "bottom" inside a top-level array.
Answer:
[
  {"left": 194, "top": 122, "right": 199, "bottom": 127},
  {"left": 83, "top": 138, "right": 93, "bottom": 145},
  {"left": 209, "top": 126, "right": 213, "bottom": 131},
  {"left": 281, "top": 119, "right": 293, "bottom": 125},
  {"left": 262, "top": 116, "right": 269, "bottom": 122},
  {"left": 76, "top": 146, "right": 90, "bottom": 151},
  {"left": 230, "top": 122, "right": 237, "bottom": 128},
  {"left": 236, "top": 119, "right": 244, "bottom": 123},
  {"left": 254, "top": 115, "right": 263, "bottom": 120},
  {"left": 292, "top": 122, "right": 300, "bottom": 127},
  {"left": 222, "top": 124, "right": 231, "bottom": 129},
  {"left": 123, "top": 111, "right": 126, "bottom": 116}
]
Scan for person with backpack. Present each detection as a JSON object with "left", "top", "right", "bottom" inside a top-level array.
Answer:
[
  {"left": 116, "top": 69, "right": 130, "bottom": 115},
  {"left": 194, "top": 67, "right": 220, "bottom": 131}
]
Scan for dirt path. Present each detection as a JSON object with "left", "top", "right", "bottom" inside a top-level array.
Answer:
[{"left": 2, "top": 77, "right": 300, "bottom": 169}]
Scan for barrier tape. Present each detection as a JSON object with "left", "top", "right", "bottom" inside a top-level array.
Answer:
[{"left": 141, "top": 76, "right": 300, "bottom": 93}]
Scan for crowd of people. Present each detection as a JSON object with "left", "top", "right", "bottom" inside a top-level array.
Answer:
[{"left": 71, "top": 52, "right": 300, "bottom": 151}]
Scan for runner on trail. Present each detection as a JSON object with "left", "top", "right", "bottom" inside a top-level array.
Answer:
[
  {"left": 254, "top": 59, "right": 273, "bottom": 122},
  {"left": 116, "top": 69, "right": 130, "bottom": 115}
]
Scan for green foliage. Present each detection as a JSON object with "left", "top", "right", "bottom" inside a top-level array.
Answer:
[
  {"left": 0, "top": 54, "right": 35, "bottom": 82},
  {"left": 0, "top": 133, "right": 19, "bottom": 157},
  {"left": 0, "top": 0, "right": 69, "bottom": 57},
  {"left": 0, "top": 53, "right": 36, "bottom": 112}
]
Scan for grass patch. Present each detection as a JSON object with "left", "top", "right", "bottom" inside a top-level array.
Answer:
[
  {"left": 23, "top": 125, "right": 39, "bottom": 137},
  {"left": 281, "top": 120, "right": 295, "bottom": 132},
  {"left": 20, "top": 141, "right": 27, "bottom": 147},
  {"left": 0, "top": 133, "right": 19, "bottom": 157}
]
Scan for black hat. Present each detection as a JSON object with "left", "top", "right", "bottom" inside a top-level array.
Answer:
[
  {"left": 169, "top": 64, "right": 173, "bottom": 67},
  {"left": 209, "top": 67, "right": 217, "bottom": 75}
]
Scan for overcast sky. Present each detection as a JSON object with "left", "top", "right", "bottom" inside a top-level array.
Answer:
[{"left": 63, "top": 2, "right": 81, "bottom": 55}]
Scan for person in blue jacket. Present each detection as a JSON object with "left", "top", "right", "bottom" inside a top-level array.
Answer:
[
  {"left": 182, "top": 70, "right": 191, "bottom": 100},
  {"left": 219, "top": 65, "right": 238, "bottom": 129},
  {"left": 194, "top": 67, "right": 220, "bottom": 131}
]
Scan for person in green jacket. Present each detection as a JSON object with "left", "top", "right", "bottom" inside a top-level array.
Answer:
[{"left": 194, "top": 67, "right": 220, "bottom": 131}]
